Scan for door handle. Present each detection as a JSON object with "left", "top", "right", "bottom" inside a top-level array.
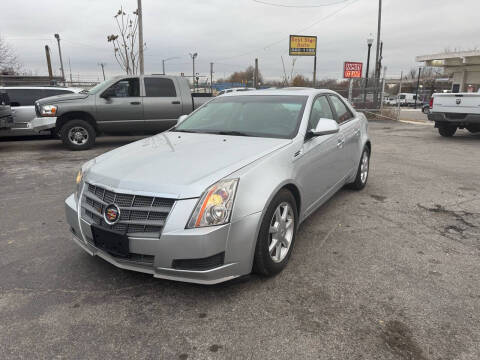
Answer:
[
  {"left": 171, "top": 101, "right": 180, "bottom": 104},
  {"left": 337, "top": 138, "right": 345, "bottom": 148},
  {"left": 130, "top": 101, "right": 141, "bottom": 105}
]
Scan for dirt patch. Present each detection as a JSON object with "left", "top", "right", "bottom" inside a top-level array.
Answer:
[{"left": 381, "top": 320, "right": 427, "bottom": 360}]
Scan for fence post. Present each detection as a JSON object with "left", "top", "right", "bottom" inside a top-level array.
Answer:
[
  {"left": 396, "top": 70, "right": 403, "bottom": 121},
  {"left": 348, "top": 78, "right": 353, "bottom": 103}
]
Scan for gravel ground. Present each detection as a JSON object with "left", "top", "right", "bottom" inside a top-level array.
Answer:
[{"left": 0, "top": 121, "right": 479, "bottom": 360}]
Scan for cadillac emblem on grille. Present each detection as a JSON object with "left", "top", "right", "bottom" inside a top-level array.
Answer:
[{"left": 104, "top": 204, "right": 121, "bottom": 225}]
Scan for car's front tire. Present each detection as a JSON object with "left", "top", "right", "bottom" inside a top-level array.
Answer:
[
  {"left": 253, "top": 189, "right": 298, "bottom": 277},
  {"left": 347, "top": 146, "right": 370, "bottom": 190},
  {"left": 60, "top": 119, "right": 96, "bottom": 150}
]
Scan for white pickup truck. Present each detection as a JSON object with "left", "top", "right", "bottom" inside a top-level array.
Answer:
[{"left": 428, "top": 92, "right": 480, "bottom": 137}]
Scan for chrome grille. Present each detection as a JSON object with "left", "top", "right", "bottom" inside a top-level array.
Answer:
[{"left": 81, "top": 183, "right": 175, "bottom": 237}]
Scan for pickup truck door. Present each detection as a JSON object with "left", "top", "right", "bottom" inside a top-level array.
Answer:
[
  {"left": 95, "top": 78, "right": 144, "bottom": 134},
  {"left": 142, "top": 77, "right": 183, "bottom": 134}
]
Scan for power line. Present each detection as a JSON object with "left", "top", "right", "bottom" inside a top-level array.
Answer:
[
  {"left": 252, "top": 0, "right": 349, "bottom": 8},
  {"left": 216, "top": 0, "right": 360, "bottom": 61}
]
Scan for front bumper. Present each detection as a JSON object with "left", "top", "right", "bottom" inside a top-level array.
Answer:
[
  {"left": 65, "top": 194, "right": 261, "bottom": 284},
  {"left": 30, "top": 117, "right": 57, "bottom": 133}
]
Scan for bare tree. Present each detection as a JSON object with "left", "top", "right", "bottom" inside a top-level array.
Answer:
[
  {"left": 107, "top": 7, "right": 143, "bottom": 75},
  {"left": 0, "top": 35, "right": 21, "bottom": 74}
]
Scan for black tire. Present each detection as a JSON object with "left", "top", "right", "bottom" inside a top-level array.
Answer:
[
  {"left": 347, "top": 146, "right": 370, "bottom": 190},
  {"left": 253, "top": 189, "right": 298, "bottom": 277},
  {"left": 466, "top": 126, "right": 480, "bottom": 133},
  {"left": 438, "top": 124, "right": 456, "bottom": 137},
  {"left": 60, "top": 119, "right": 96, "bottom": 150}
]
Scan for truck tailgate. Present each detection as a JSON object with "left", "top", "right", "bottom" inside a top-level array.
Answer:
[{"left": 433, "top": 93, "right": 480, "bottom": 114}]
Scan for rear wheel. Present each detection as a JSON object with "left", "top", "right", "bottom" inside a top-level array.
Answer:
[
  {"left": 347, "top": 147, "right": 370, "bottom": 190},
  {"left": 437, "top": 124, "right": 456, "bottom": 137},
  {"left": 253, "top": 189, "right": 298, "bottom": 277},
  {"left": 466, "top": 125, "right": 480, "bottom": 133},
  {"left": 60, "top": 119, "right": 96, "bottom": 150}
]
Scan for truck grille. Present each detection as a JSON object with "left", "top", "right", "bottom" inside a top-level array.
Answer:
[{"left": 81, "top": 183, "right": 175, "bottom": 238}]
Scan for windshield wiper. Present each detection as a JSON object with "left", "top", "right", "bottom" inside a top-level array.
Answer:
[
  {"left": 171, "top": 129, "right": 202, "bottom": 133},
  {"left": 208, "top": 130, "right": 253, "bottom": 137}
]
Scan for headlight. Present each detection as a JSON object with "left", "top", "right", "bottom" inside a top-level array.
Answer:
[
  {"left": 75, "top": 160, "right": 95, "bottom": 199},
  {"left": 40, "top": 105, "right": 57, "bottom": 116},
  {"left": 187, "top": 178, "right": 239, "bottom": 228}
]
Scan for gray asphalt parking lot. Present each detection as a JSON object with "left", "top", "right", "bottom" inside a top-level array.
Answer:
[{"left": 0, "top": 121, "right": 479, "bottom": 359}]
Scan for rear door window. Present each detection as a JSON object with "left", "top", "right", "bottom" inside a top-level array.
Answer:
[
  {"left": 44, "top": 89, "right": 74, "bottom": 97},
  {"left": 7, "top": 89, "right": 46, "bottom": 106},
  {"left": 144, "top": 78, "right": 177, "bottom": 97}
]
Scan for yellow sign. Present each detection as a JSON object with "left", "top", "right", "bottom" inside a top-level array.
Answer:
[{"left": 289, "top": 35, "right": 317, "bottom": 56}]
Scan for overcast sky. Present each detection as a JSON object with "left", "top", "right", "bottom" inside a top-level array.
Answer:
[{"left": 2, "top": 0, "right": 479, "bottom": 82}]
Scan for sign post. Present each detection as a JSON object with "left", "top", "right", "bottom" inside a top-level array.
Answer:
[
  {"left": 343, "top": 61, "right": 363, "bottom": 103},
  {"left": 289, "top": 35, "right": 317, "bottom": 87}
]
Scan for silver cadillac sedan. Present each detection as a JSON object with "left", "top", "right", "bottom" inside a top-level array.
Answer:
[{"left": 65, "top": 88, "right": 371, "bottom": 284}]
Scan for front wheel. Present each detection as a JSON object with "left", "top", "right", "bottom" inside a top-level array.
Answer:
[
  {"left": 253, "top": 189, "right": 298, "bottom": 277},
  {"left": 60, "top": 119, "right": 96, "bottom": 150},
  {"left": 437, "top": 124, "right": 456, "bottom": 137}
]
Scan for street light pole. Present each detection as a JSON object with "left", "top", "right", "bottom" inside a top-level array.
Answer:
[
  {"left": 189, "top": 53, "right": 198, "bottom": 89},
  {"left": 137, "top": 0, "right": 144, "bottom": 75},
  {"left": 414, "top": 67, "right": 422, "bottom": 109},
  {"left": 364, "top": 34, "right": 374, "bottom": 104},
  {"left": 54, "top": 34, "right": 65, "bottom": 82}
]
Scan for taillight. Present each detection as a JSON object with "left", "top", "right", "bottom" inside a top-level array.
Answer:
[{"left": 429, "top": 97, "right": 434, "bottom": 108}]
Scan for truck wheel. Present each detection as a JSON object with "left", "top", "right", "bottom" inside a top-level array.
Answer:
[
  {"left": 60, "top": 119, "right": 96, "bottom": 150},
  {"left": 466, "top": 126, "right": 480, "bottom": 133},
  {"left": 253, "top": 189, "right": 298, "bottom": 277},
  {"left": 438, "top": 124, "right": 456, "bottom": 137}
]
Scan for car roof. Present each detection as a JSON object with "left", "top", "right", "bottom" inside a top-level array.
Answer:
[{"left": 220, "top": 87, "right": 337, "bottom": 97}]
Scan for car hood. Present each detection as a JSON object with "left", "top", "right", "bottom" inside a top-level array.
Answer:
[
  {"left": 37, "top": 93, "right": 88, "bottom": 105},
  {"left": 85, "top": 132, "right": 291, "bottom": 199}
]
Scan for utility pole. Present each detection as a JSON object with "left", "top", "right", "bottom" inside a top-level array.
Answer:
[
  {"left": 414, "top": 67, "right": 422, "bottom": 109},
  {"left": 189, "top": 53, "right": 198, "bottom": 89},
  {"left": 137, "top": 0, "right": 144, "bottom": 75},
  {"left": 68, "top": 58, "right": 73, "bottom": 84},
  {"left": 210, "top": 62, "right": 214, "bottom": 94},
  {"left": 313, "top": 55, "right": 317, "bottom": 88},
  {"left": 98, "top": 63, "right": 106, "bottom": 80},
  {"left": 253, "top": 58, "right": 258, "bottom": 89},
  {"left": 162, "top": 60, "right": 165, "bottom": 75},
  {"left": 373, "top": 0, "right": 382, "bottom": 106},
  {"left": 54, "top": 34, "right": 65, "bottom": 82},
  {"left": 45, "top": 45, "right": 53, "bottom": 83}
]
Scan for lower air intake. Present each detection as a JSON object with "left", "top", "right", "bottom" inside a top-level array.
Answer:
[{"left": 172, "top": 252, "right": 225, "bottom": 271}]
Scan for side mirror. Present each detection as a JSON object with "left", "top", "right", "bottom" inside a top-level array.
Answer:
[
  {"left": 101, "top": 88, "right": 116, "bottom": 99},
  {"left": 309, "top": 118, "right": 339, "bottom": 136},
  {"left": 177, "top": 115, "right": 188, "bottom": 124}
]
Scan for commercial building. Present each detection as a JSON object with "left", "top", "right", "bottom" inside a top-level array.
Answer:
[{"left": 416, "top": 50, "right": 480, "bottom": 93}]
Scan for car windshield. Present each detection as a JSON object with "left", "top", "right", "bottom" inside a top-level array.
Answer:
[{"left": 173, "top": 95, "right": 308, "bottom": 139}]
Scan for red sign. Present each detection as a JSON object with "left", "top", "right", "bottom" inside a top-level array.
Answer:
[{"left": 343, "top": 62, "right": 363, "bottom": 78}]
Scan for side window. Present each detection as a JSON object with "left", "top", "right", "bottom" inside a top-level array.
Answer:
[
  {"left": 45, "top": 89, "right": 73, "bottom": 97},
  {"left": 107, "top": 78, "right": 140, "bottom": 97},
  {"left": 144, "top": 78, "right": 177, "bottom": 97},
  {"left": 6, "top": 89, "right": 45, "bottom": 106},
  {"left": 329, "top": 95, "right": 353, "bottom": 124},
  {"left": 308, "top": 96, "right": 334, "bottom": 130}
]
